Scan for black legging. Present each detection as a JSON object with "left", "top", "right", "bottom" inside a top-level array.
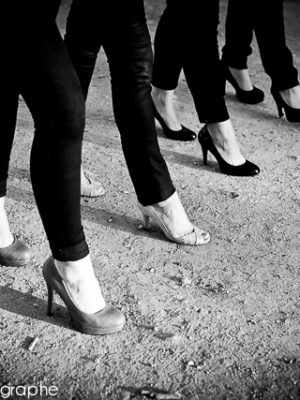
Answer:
[
  {"left": 0, "top": 2, "right": 89, "bottom": 261},
  {"left": 64, "top": 0, "right": 175, "bottom": 206},
  {"left": 152, "top": 0, "right": 229, "bottom": 124},
  {"left": 222, "top": 0, "right": 299, "bottom": 91}
]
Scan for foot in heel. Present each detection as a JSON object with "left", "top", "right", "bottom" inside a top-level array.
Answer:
[
  {"left": 222, "top": 62, "right": 264, "bottom": 105},
  {"left": 81, "top": 169, "right": 105, "bottom": 198},
  {"left": 138, "top": 192, "right": 210, "bottom": 246},
  {"left": 0, "top": 238, "right": 31, "bottom": 267},
  {"left": 43, "top": 256, "right": 125, "bottom": 335},
  {"left": 152, "top": 87, "right": 197, "bottom": 141},
  {"left": 198, "top": 122, "right": 260, "bottom": 177},
  {"left": 271, "top": 86, "right": 300, "bottom": 122}
]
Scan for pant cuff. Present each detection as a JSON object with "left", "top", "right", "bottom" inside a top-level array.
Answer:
[
  {"left": 138, "top": 186, "right": 176, "bottom": 207},
  {"left": 51, "top": 240, "right": 89, "bottom": 262}
]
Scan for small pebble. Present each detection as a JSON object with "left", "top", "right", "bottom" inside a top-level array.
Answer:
[
  {"left": 182, "top": 277, "right": 192, "bottom": 286},
  {"left": 187, "top": 360, "right": 195, "bottom": 366},
  {"left": 28, "top": 337, "right": 39, "bottom": 352},
  {"left": 108, "top": 218, "right": 113, "bottom": 223}
]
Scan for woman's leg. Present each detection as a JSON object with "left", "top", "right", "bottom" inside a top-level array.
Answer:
[
  {"left": 221, "top": 0, "right": 265, "bottom": 102},
  {"left": 65, "top": 0, "right": 175, "bottom": 206},
  {"left": 0, "top": 89, "right": 19, "bottom": 248},
  {"left": 252, "top": 0, "right": 300, "bottom": 111},
  {"left": 157, "top": 0, "right": 253, "bottom": 168},
  {"left": 0, "top": 78, "right": 31, "bottom": 266},
  {"left": 222, "top": 0, "right": 254, "bottom": 71},
  {"left": 65, "top": 0, "right": 209, "bottom": 244}
]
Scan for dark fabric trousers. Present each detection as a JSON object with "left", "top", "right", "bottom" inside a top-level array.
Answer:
[
  {"left": 64, "top": 0, "right": 175, "bottom": 206},
  {"left": 0, "top": 3, "right": 89, "bottom": 261},
  {"left": 222, "top": 0, "right": 299, "bottom": 91},
  {"left": 152, "top": 0, "right": 229, "bottom": 124}
]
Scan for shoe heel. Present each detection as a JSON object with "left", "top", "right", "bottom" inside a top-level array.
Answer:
[
  {"left": 271, "top": 89, "right": 284, "bottom": 118},
  {"left": 141, "top": 214, "right": 151, "bottom": 230},
  {"left": 201, "top": 143, "right": 208, "bottom": 165},
  {"left": 46, "top": 283, "right": 54, "bottom": 316},
  {"left": 274, "top": 98, "right": 284, "bottom": 118}
]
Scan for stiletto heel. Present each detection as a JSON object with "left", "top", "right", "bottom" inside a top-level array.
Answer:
[
  {"left": 137, "top": 200, "right": 210, "bottom": 246},
  {"left": 141, "top": 214, "right": 151, "bottom": 230},
  {"left": 46, "top": 283, "right": 54, "bottom": 316},
  {"left": 198, "top": 125, "right": 260, "bottom": 177},
  {"left": 221, "top": 60, "right": 264, "bottom": 105},
  {"left": 201, "top": 143, "right": 208, "bottom": 166},
  {"left": 42, "top": 257, "right": 125, "bottom": 335},
  {"left": 153, "top": 104, "right": 197, "bottom": 141},
  {"left": 270, "top": 87, "right": 300, "bottom": 122}
]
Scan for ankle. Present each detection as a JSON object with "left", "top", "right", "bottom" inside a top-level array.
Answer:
[
  {"left": 152, "top": 192, "right": 193, "bottom": 237},
  {"left": 279, "top": 85, "right": 300, "bottom": 109},
  {"left": 228, "top": 67, "right": 253, "bottom": 91},
  {"left": 54, "top": 254, "right": 94, "bottom": 282},
  {"left": 54, "top": 254, "right": 106, "bottom": 313},
  {"left": 207, "top": 121, "right": 246, "bottom": 165},
  {"left": 152, "top": 86, "right": 175, "bottom": 105}
]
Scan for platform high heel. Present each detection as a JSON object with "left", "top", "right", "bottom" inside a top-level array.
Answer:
[
  {"left": 222, "top": 61, "right": 264, "bottom": 105},
  {"left": 198, "top": 125, "right": 260, "bottom": 177},
  {"left": 43, "top": 257, "right": 125, "bottom": 335},
  {"left": 271, "top": 87, "right": 300, "bottom": 123},
  {"left": 153, "top": 104, "right": 197, "bottom": 141}
]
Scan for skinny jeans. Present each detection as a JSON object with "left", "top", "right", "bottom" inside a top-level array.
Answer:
[
  {"left": 152, "top": 0, "right": 230, "bottom": 123},
  {"left": 64, "top": 0, "right": 175, "bottom": 206},
  {"left": 222, "top": 0, "right": 299, "bottom": 91},
  {"left": 0, "top": 2, "right": 89, "bottom": 261}
]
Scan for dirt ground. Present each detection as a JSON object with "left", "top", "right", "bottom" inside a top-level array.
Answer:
[{"left": 1, "top": 1, "right": 300, "bottom": 399}]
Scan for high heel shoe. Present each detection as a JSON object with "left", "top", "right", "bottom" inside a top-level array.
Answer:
[
  {"left": 153, "top": 104, "right": 197, "bottom": 141},
  {"left": 271, "top": 87, "right": 300, "bottom": 123},
  {"left": 222, "top": 62, "right": 264, "bottom": 105},
  {"left": 42, "top": 257, "right": 125, "bottom": 335},
  {"left": 198, "top": 125, "right": 260, "bottom": 177},
  {"left": 137, "top": 202, "right": 210, "bottom": 246},
  {"left": 81, "top": 171, "right": 105, "bottom": 198},
  {"left": 0, "top": 238, "right": 31, "bottom": 267}
]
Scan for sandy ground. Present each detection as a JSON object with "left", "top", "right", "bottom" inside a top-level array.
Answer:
[{"left": 1, "top": 1, "right": 300, "bottom": 399}]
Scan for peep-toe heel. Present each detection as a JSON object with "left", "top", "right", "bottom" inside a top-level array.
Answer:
[{"left": 137, "top": 201, "right": 210, "bottom": 246}]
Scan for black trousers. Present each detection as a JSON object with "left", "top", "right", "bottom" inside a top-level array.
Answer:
[
  {"left": 64, "top": 0, "right": 175, "bottom": 206},
  {"left": 152, "top": 0, "right": 229, "bottom": 124},
  {"left": 222, "top": 0, "right": 299, "bottom": 91},
  {"left": 0, "top": 2, "right": 89, "bottom": 261}
]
